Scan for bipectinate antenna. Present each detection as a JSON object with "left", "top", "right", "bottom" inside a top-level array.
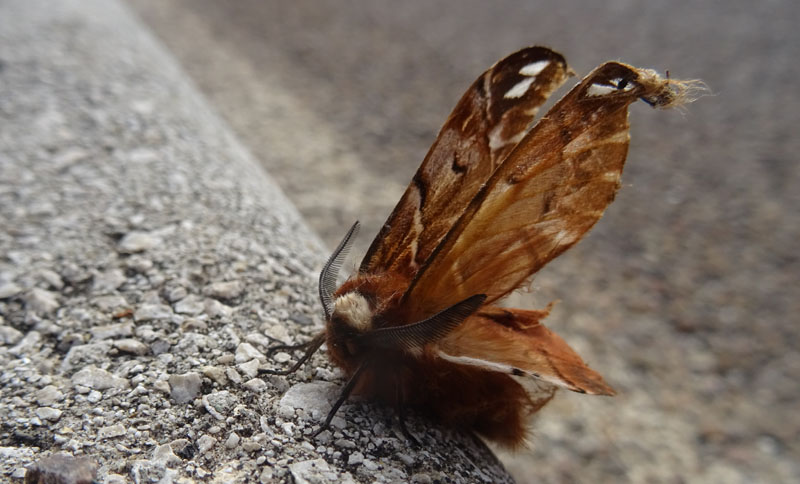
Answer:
[
  {"left": 358, "top": 294, "right": 486, "bottom": 350},
  {"left": 319, "top": 221, "right": 360, "bottom": 320}
]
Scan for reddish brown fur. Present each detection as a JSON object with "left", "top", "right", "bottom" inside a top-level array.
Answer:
[
  {"left": 412, "top": 357, "right": 546, "bottom": 447},
  {"left": 352, "top": 352, "right": 545, "bottom": 448},
  {"left": 333, "top": 272, "right": 408, "bottom": 316}
]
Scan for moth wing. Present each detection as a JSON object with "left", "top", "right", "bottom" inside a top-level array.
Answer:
[
  {"left": 360, "top": 47, "right": 572, "bottom": 280},
  {"left": 403, "top": 62, "right": 687, "bottom": 318},
  {"left": 436, "top": 306, "right": 615, "bottom": 395}
]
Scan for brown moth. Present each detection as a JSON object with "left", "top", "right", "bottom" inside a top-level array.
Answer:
[{"left": 263, "top": 46, "right": 703, "bottom": 447}]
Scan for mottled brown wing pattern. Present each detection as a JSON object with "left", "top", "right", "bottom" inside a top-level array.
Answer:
[
  {"left": 403, "top": 62, "right": 695, "bottom": 319},
  {"left": 360, "top": 47, "right": 572, "bottom": 280}
]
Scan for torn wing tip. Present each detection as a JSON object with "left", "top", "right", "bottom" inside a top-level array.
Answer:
[{"left": 634, "top": 68, "right": 709, "bottom": 109}]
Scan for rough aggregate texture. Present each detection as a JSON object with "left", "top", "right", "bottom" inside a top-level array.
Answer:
[
  {"left": 126, "top": 1, "right": 800, "bottom": 483},
  {"left": 0, "top": 1, "right": 512, "bottom": 482}
]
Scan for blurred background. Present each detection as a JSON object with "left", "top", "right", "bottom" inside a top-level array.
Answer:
[{"left": 126, "top": 1, "right": 799, "bottom": 482}]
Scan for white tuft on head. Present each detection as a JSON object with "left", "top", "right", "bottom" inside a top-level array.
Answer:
[{"left": 332, "top": 292, "right": 373, "bottom": 331}]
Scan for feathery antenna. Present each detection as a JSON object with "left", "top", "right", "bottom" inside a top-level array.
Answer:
[{"left": 319, "top": 221, "right": 360, "bottom": 319}]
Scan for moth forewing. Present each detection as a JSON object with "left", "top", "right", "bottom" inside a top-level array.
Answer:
[{"left": 360, "top": 47, "right": 573, "bottom": 282}]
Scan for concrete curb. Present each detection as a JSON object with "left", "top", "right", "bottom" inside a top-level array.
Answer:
[{"left": 0, "top": 0, "right": 512, "bottom": 482}]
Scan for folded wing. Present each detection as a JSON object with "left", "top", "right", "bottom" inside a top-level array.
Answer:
[
  {"left": 403, "top": 62, "right": 689, "bottom": 318},
  {"left": 360, "top": 47, "right": 571, "bottom": 280}
]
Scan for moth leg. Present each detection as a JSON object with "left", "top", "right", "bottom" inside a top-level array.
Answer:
[
  {"left": 265, "top": 340, "right": 312, "bottom": 357},
  {"left": 313, "top": 361, "right": 368, "bottom": 438},
  {"left": 394, "top": 376, "right": 420, "bottom": 446},
  {"left": 260, "top": 332, "right": 325, "bottom": 376}
]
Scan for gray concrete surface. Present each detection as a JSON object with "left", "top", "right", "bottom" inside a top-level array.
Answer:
[
  {"left": 0, "top": 1, "right": 513, "bottom": 482},
  {"left": 125, "top": 1, "right": 800, "bottom": 483}
]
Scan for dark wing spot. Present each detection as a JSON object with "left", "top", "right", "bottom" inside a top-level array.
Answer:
[
  {"left": 451, "top": 152, "right": 468, "bottom": 174},
  {"left": 542, "top": 191, "right": 555, "bottom": 214},
  {"left": 560, "top": 127, "right": 573, "bottom": 144},
  {"left": 412, "top": 172, "right": 428, "bottom": 209}
]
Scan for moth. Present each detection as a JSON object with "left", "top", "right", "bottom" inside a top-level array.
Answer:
[{"left": 264, "top": 46, "right": 702, "bottom": 447}]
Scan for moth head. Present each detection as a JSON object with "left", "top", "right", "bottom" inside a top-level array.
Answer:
[{"left": 325, "top": 290, "right": 377, "bottom": 365}]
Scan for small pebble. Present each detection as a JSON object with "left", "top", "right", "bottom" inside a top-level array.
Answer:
[
  {"left": 98, "top": 424, "right": 126, "bottom": 439},
  {"left": 38, "top": 269, "right": 64, "bottom": 290},
  {"left": 71, "top": 366, "right": 129, "bottom": 390},
  {"left": 174, "top": 295, "right": 205, "bottom": 315},
  {"left": 0, "top": 282, "right": 22, "bottom": 299},
  {"left": 204, "top": 281, "right": 242, "bottom": 300},
  {"left": 114, "top": 338, "right": 148, "bottom": 355},
  {"left": 202, "top": 366, "right": 227, "bottom": 385},
  {"left": 204, "top": 299, "right": 233, "bottom": 318},
  {"left": 118, "top": 231, "right": 161, "bottom": 253},
  {"left": 35, "top": 385, "right": 64, "bottom": 406},
  {"left": 196, "top": 435, "right": 217, "bottom": 454},
  {"left": 243, "top": 378, "right": 267, "bottom": 392},
  {"left": 238, "top": 359, "right": 262, "bottom": 378},
  {"left": 24, "top": 454, "right": 97, "bottom": 484},
  {"left": 203, "top": 391, "right": 238, "bottom": 420},
  {"left": 25, "top": 288, "right": 59, "bottom": 314},
  {"left": 90, "top": 322, "right": 134, "bottom": 340},
  {"left": 347, "top": 451, "right": 364, "bottom": 466},
  {"left": 235, "top": 342, "right": 265, "bottom": 363},
  {"left": 0, "top": 325, "right": 24, "bottom": 345},
  {"left": 225, "top": 432, "right": 240, "bottom": 449},
  {"left": 169, "top": 372, "right": 203, "bottom": 404},
  {"left": 92, "top": 268, "right": 126, "bottom": 292},
  {"left": 134, "top": 304, "right": 173, "bottom": 322},
  {"left": 35, "top": 407, "right": 63, "bottom": 421}
]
